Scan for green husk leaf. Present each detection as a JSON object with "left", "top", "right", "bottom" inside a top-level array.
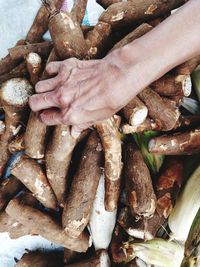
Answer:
[
  {"left": 168, "top": 165, "right": 200, "bottom": 243},
  {"left": 123, "top": 238, "right": 184, "bottom": 267},
  {"left": 132, "top": 131, "right": 164, "bottom": 176}
]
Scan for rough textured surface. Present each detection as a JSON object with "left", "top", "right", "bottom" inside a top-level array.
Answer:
[
  {"left": 0, "top": 176, "right": 23, "bottom": 211},
  {"left": 149, "top": 127, "right": 200, "bottom": 155},
  {"left": 46, "top": 125, "right": 77, "bottom": 206},
  {"left": 66, "top": 250, "right": 111, "bottom": 267},
  {"left": 16, "top": 251, "right": 63, "bottom": 267},
  {"left": 138, "top": 87, "right": 180, "bottom": 131},
  {"left": 62, "top": 131, "right": 102, "bottom": 238},
  {"left": 6, "top": 198, "right": 90, "bottom": 252},
  {"left": 100, "top": 0, "right": 188, "bottom": 30},
  {"left": 11, "top": 155, "right": 57, "bottom": 210},
  {"left": 121, "top": 96, "right": 148, "bottom": 126},
  {"left": 123, "top": 143, "right": 156, "bottom": 218},
  {"left": 96, "top": 117, "right": 122, "bottom": 212}
]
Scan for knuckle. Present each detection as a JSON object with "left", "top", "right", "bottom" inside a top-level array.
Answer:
[
  {"left": 56, "top": 91, "right": 66, "bottom": 107},
  {"left": 58, "top": 72, "right": 66, "bottom": 83},
  {"left": 67, "top": 112, "right": 79, "bottom": 125}
]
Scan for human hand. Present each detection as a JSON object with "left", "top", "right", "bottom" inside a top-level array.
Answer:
[{"left": 29, "top": 46, "right": 149, "bottom": 135}]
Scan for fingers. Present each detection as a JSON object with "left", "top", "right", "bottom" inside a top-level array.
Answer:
[
  {"left": 45, "top": 61, "right": 61, "bottom": 75},
  {"left": 35, "top": 76, "right": 61, "bottom": 93},
  {"left": 29, "top": 91, "right": 63, "bottom": 112},
  {"left": 40, "top": 108, "right": 63, "bottom": 125}
]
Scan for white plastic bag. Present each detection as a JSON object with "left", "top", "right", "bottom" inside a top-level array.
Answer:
[{"left": 0, "top": 0, "right": 104, "bottom": 58}]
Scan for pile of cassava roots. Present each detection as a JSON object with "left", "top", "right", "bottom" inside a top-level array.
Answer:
[{"left": 0, "top": 0, "right": 200, "bottom": 266}]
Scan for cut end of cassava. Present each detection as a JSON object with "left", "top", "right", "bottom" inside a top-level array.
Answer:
[
  {"left": 126, "top": 228, "right": 153, "bottom": 241},
  {"left": 100, "top": 250, "right": 111, "bottom": 267},
  {"left": 148, "top": 139, "right": 156, "bottom": 152},
  {"left": 176, "top": 74, "right": 192, "bottom": 97},
  {"left": 0, "top": 121, "right": 5, "bottom": 135},
  {"left": 0, "top": 78, "right": 33, "bottom": 107},
  {"left": 130, "top": 107, "right": 148, "bottom": 126},
  {"left": 26, "top": 52, "right": 42, "bottom": 66}
]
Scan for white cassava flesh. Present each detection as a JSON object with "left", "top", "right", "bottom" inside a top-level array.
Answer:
[
  {"left": 168, "top": 165, "right": 200, "bottom": 242},
  {"left": 88, "top": 175, "right": 117, "bottom": 250},
  {"left": 1, "top": 78, "right": 33, "bottom": 106}
]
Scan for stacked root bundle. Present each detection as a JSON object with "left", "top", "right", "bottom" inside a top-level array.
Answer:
[{"left": 0, "top": 0, "right": 200, "bottom": 266}]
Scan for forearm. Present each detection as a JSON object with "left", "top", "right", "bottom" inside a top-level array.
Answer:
[{"left": 112, "top": 0, "right": 200, "bottom": 96}]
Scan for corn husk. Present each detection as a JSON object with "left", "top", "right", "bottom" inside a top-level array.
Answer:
[
  {"left": 132, "top": 131, "right": 164, "bottom": 176},
  {"left": 123, "top": 238, "right": 184, "bottom": 267},
  {"left": 181, "top": 208, "right": 200, "bottom": 267},
  {"left": 168, "top": 165, "right": 200, "bottom": 242}
]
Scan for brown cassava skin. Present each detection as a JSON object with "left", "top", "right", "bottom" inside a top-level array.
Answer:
[
  {"left": 66, "top": 250, "right": 110, "bottom": 267},
  {"left": 0, "top": 193, "right": 39, "bottom": 239},
  {"left": 64, "top": 249, "right": 79, "bottom": 265},
  {"left": 0, "top": 211, "right": 32, "bottom": 239},
  {"left": 8, "top": 42, "right": 52, "bottom": 61},
  {"left": 24, "top": 112, "right": 49, "bottom": 159},
  {"left": 26, "top": 0, "right": 64, "bottom": 43},
  {"left": 0, "top": 39, "right": 26, "bottom": 76},
  {"left": 123, "top": 143, "right": 156, "bottom": 218},
  {"left": 122, "top": 119, "right": 160, "bottom": 134},
  {"left": 136, "top": 158, "right": 184, "bottom": 239},
  {"left": 0, "top": 117, "right": 21, "bottom": 176},
  {"left": 46, "top": 125, "right": 77, "bottom": 206},
  {"left": 71, "top": 0, "right": 88, "bottom": 24},
  {"left": 148, "top": 13, "right": 170, "bottom": 27},
  {"left": 149, "top": 128, "right": 200, "bottom": 155},
  {"left": 97, "top": 0, "right": 122, "bottom": 9},
  {"left": 11, "top": 155, "right": 57, "bottom": 210},
  {"left": 47, "top": 9, "right": 88, "bottom": 59},
  {"left": 6, "top": 198, "right": 90, "bottom": 252},
  {"left": 174, "top": 55, "right": 200, "bottom": 75},
  {"left": 0, "top": 78, "right": 33, "bottom": 176},
  {"left": 24, "top": 49, "right": 59, "bottom": 159},
  {"left": 99, "top": 0, "right": 188, "bottom": 30},
  {"left": 0, "top": 55, "right": 21, "bottom": 77},
  {"left": 86, "top": 22, "right": 112, "bottom": 59},
  {"left": 0, "top": 176, "right": 23, "bottom": 211},
  {"left": 127, "top": 261, "right": 140, "bottom": 267},
  {"left": 117, "top": 207, "right": 154, "bottom": 240},
  {"left": 138, "top": 87, "right": 180, "bottom": 131},
  {"left": 110, "top": 23, "right": 152, "bottom": 52},
  {"left": 155, "top": 157, "right": 183, "bottom": 218},
  {"left": 9, "top": 134, "right": 24, "bottom": 154},
  {"left": 26, "top": 53, "right": 42, "bottom": 86},
  {"left": 16, "top": 251, "right": 63, "bottom": 267},
  {"left": 110, "top": 224, "right": 128, "bottom": 263},
  {"left": 175, "top": 116, "right": 200, "bottom": 130},
  {"left": 0, "top": 61, "right": 28, "bottom": 84},
  {"left": 121, "top": 96, "right": 148, "bottom": 126},
  {"left": 25, "top": 4, "right": 86, "bottom": 159},
  {"left": 62, "top": 131, "right": 102, "bottom": 238},
  {"left": 151, "top": 74, "right": 192, "bottom": 97},
  {"left": 96, "top": 117, "right": 122, "bottom": 212}
]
